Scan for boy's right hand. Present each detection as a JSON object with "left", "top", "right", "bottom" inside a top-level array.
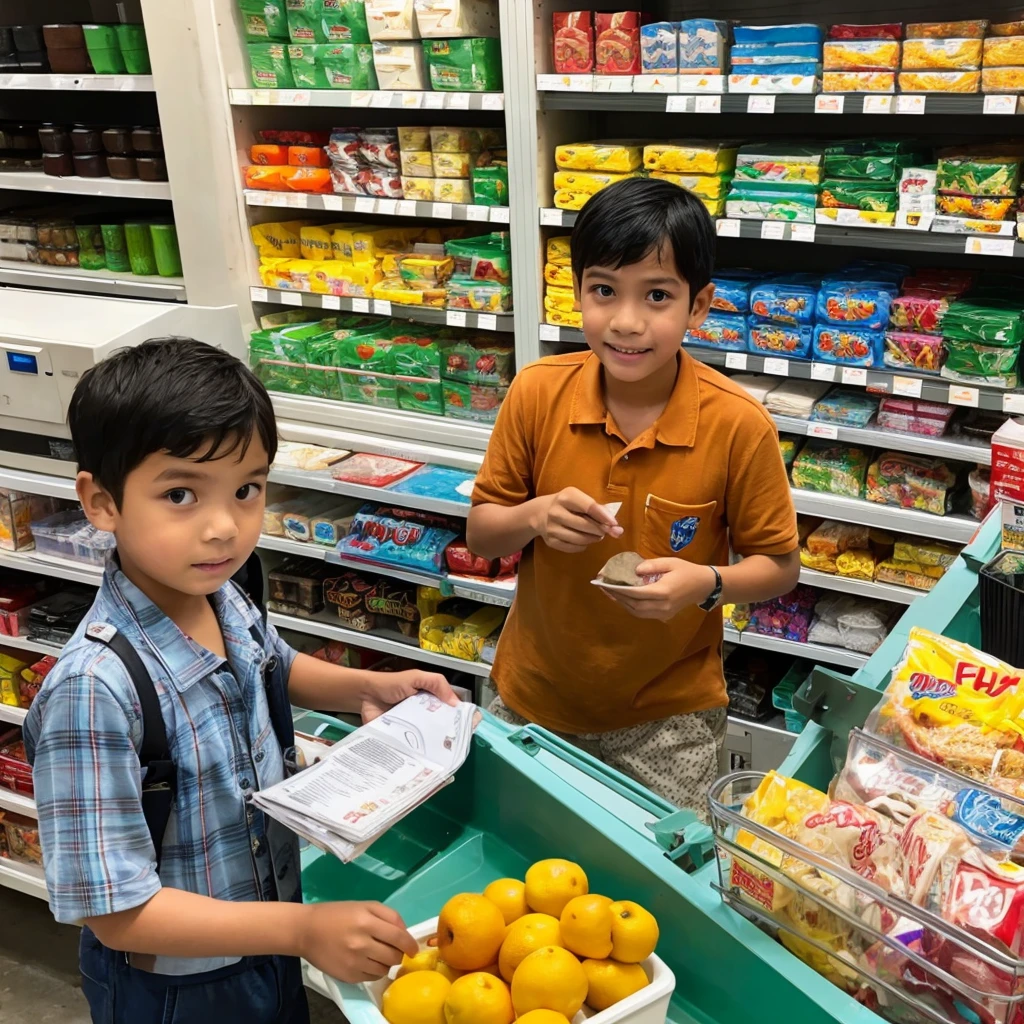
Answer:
[
  {"left": 534, "top": 488, "right": 623, "bottom": 553},
  {"left": 301, "top": 901, "right": 419, "bottom": 983}
]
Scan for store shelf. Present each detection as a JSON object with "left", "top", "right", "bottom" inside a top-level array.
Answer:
[
  {"left": 724, "top": 626, "right": 868, "bottom": 669},
  {"left": 0, "top": 467, "right": 76, "bottom": 502},
  {"left": 244, "top": 190, "right": 510, "bottom": 225},
  {"left": 541, "top": 325, "right": 1024, "bottom": 416},
  {"left": 0, "top": 260, "right": 186, "bottom": 302},
  {"left": 0, "top": 72, "right": 155, "bottom": 92},
  {"left": 0, "top": 788, "right": 36, "bottom": 819},
  {"left": 0, "top": 549, "right": 103, "bottom": 587},
  {"left": 0, "top": 705, "right": 27, "bottom": 726},
  {"left": 268, "top": 611, "right": 492, "bottom": 677},
  {"left": 0, "top": 857, "right": 47, "bottom": 900},
  {"left": 791, "top": 489, "right": 979, "bottom": 545},
  {"left": 0, "top": 171, "right": 172, "bottom": 201},
  {"left": 229, "top": 88, "right": 504, "bottom": 110},
  {"left": 327, "top": 554, "right": 442, "bottom": 589},
  {"left": 797, "top": 568, "right": 921, "bottom": 605},
  {"left": 0, "top": 634, "right": 65, "bottom": 659},
  {"left": 251, "top": 287, "right": 514, "bottom": 332}
]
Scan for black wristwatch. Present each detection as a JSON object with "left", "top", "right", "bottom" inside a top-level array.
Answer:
[{"left": 698, "top": 566, "right": 723, "bottom": 612}]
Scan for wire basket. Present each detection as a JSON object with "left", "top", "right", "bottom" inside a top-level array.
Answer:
[{"left": 980, "top": 550, "right": 1024, "bottom": 669}]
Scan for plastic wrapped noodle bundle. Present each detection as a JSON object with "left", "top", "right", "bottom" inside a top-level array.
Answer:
[
  {"left": 866, "top": 452, "right": 958, "bottom": 516},
  {"left": 791, "top": 441, "right": 870, "bottom": 498}
]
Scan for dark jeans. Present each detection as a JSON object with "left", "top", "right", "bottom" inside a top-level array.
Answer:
[{"left": 79, "top": 927, "right": 311, "bottom": 1024}]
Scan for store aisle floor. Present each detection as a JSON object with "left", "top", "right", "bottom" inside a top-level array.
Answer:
[{"left": 0, "top": 887, "right": 343, "bottom": 1023}]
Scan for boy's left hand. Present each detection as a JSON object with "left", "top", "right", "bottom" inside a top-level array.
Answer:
[
  {"left": 605, "top": 558, "right": 718, "bottom": 622},
  {"left": 361, "top": 669, "right": 460, "bottom": 722}
]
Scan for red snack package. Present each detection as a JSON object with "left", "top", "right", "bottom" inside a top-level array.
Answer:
[
  {"left": 828, "top": 23, "right": 903, "bottom": 40},
  {"left": 499, "top": 552, "right": 521, "bottom": 577},
  {"left": 331, "top": 453, "right": 423, "bottom": 488},
  {"left": 553, "top": 11, "right": 594, "bottom": 73},
  {"left": 446, "top": 542, "right": 498, "bottom": 578},
  {"left": 258, "top": 129, "right": 331, "bottom": 146},
  {"left": 595, "top": 12, "right": 641, "bottom": 75},
  {"left": 251, "top": 144, "right": 288, "bottom": 165},
  {"left": 944, "top": 860, "right": 1024, "bottom": 957}
]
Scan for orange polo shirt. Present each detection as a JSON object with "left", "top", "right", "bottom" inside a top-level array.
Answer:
[{"left": 472, "top": 350, "right": 798, "bottom": 735}]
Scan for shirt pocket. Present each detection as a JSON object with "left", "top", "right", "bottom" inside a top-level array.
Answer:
[{"left": 640, "top": 496, "right": 718, "bottom": 563}]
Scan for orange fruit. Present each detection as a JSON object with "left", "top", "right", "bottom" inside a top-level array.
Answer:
[
  {"left": 581, "top": 959, "right": 649, "bottom": 1010},
  {"left": 436, "top": 961, "right": 465, "bottom": 983},
  {"left": 397, "top": 948, "right": 440, "bottom": 977},
  {"left": 483, "top": 878, "right": 528, "bottom": 925},
  {"left": 437, "top": 893, "right": 507, "bottom": 972},
  {"left": 510, "top": 946, "right": 588, "bottom": 1019},
  {"left": 560, "top": 894, "right": 613, "bottom": 960},
  {"left": 514, "top": 1013, "right": 572, "bottom": 1024},
  {"left": 524, "top": 859, "right": 588, "bottom": 917},
  {"left": 443, "top": 972, "right": 514, "bottom": 1024},
  {"left": 497, "top": 913, "right": 562, "bottom": 982},
  {"left": 609, "top": 901, "right": 659, "bottom": 963},
  {"left": 383, "top": 971, "right": 451, "bottom": 1024}
]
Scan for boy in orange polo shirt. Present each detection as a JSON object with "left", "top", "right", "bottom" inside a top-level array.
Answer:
[{"left": 467, "top": 177, "right": 800, "bottom": 814}]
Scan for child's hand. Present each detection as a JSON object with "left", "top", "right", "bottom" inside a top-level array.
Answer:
[
  {"left": 302, "top": 901, "right": 419, "bottom": 983},
  {"left": 361, "top": 669, "right": 459, "bottom": 723},
  {"left": 604, "top": 558, "right": 717, "bottom": 621},
  {"left": 534, "top": 488, "right": 623, "bottom": 553}
]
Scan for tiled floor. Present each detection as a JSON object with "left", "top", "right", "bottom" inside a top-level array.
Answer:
[{"left": 0, "top": 886, "right": 342, "bottom": 1023}]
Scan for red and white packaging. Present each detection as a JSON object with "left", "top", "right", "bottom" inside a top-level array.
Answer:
[
  {"left": 991, "top": 418, "right": 1024, "bottom": 503},
  {"left": 595, "top": 12, "right": 641, "bottom": 75},
  {"left": 553, "top": 11, "right": 594, "bottom": 73}
]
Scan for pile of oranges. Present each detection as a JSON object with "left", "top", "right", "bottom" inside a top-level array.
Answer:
[{"left": 381, "top": 858, "right": 660, "bottom": 1024}]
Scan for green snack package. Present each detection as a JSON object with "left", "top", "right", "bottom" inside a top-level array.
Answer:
[
  {"left": 943, "top": 337, "right": 1020, "bottom": 386},
  {"left": 944, "top": 299, "right": 1024, "bottom": 346},
  {"left": 937, "top": 153, "right": 1021, "bottom": 196},
  {"left": 397, "top": 379, "right": 445, "bottom": 416},
  {"left": 239, "top": 0, "right": 289, "bottom": 40},
  {"left": 445, "top": 234, "right": 512, "bottom": 285},
  {"left": 423, "top": 37, "right": 502, "bottom": 92},
  {"left": 441, "top": 336, "right": 514, "bottom": 386},
  {"left": 286, "top": 0, "right": 322, "bottom": 43},
  {"left": 819, "top": 179, "right": 898, "bottom": 213},
  {"left": 322, "top": 0, "right": 370, "bottom": 42},
  {"left": 249, "top": 330, "right": 310, "bottom": 394},
  {"left": 471, "top": 165, "right": 509, "bottom": 206},
  {"left": 442, "top": 380, "right": 507, "bottom": 423},
  {"left": 288, "top": 43, "right": 330, "bottom": 87},
  {"left": 318, "top": 42, "right": 377, "bottom": 89},
  {"left": 823, "top": 140, "right": 927, "bottom": 183},
  {"left": 248, "top": 41, "right": 295, "bottom": 87},
  {"left": 337, "top": 334, "right": 398, "bottom": 408}
]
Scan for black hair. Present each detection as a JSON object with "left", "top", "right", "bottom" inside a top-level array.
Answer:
[
  {"left": 570, "top": 176, "right": 716, "bottom": 304},
  {"left": 69, "top": 337, "right": 278, "bottom": 507}
]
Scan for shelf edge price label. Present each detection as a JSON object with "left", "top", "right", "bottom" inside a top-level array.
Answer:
[
  {"left": 481, "top": 93, "right": 503, "bottom": 110},
  {"left": 716, "top": 218, "right": 740, "bottom": 237},
  {"left": 763, "top": 357, "right": 789, "bottom": 377},
  {"left": 354, "top": 196, "right": 377, "bottom": 214},
  {"left": 401, "top": 90, "right": 424, "bottom": 107},
  {"left": 538, "top": 324, "right": 560, "bottom": 342},
  {"left": 464, "top": 204, "right": 489, "bottom": 221},
  {"left": 747, "top": 95, "right": 776, "bottom": 114},
  {"left": 280, "top": 291, "right": 303, "bottom": 307},
  {"left": 447, "top": 93, "right": 470, "bottom": 109},
  {"left": 540, "top": 208, "right": 563, "bottom": 226},
  {"left": 432, "top": 202, "right": 454, "bottom": 219},
  {"left": 808, "top": 422, "right": 839, "bottom": 440},
  {"left": 810, "top": 363, "right": 837, "bottom": 382},
  {"left": 760, "top": 221, "right": 786, "bottom": 240},
  {"left": 373, "top": 299, "right": 392, "bottom": 316},
  {"left": 446, "top": 310, "right": 468, "bottom": 327},
  {"left": 965, "top": 236, "right": 1016, "bottom": 257},
  {"left": 948, "top": 385, "right": 980, "bottom": 408},
  {"left": 724, "top": 352, "right": 747, "bottom": 370},
  {"left": 351, "top": 298, "right": 370, "bottom": 313},
  {"left": 376, "top": 198, "right": 398, "bottom": 216},
  {"left": 695, "top": 95, "right": 721, "bottom": 114},
  {"left": 791, "top": 224, "right": 816, "bottom": 243},
  {"left": 396, "top": 200, "right": 417, "bottom": 217},
  {"left": 477, "top": 313, "right": 498, "bottom": 331},
  {"left": 1004, "top": 393, "right": 1024, "bottom": 414},
  {"left": 841, "top": 367, "right": 867, "bottom": 386},
  {"left": 665, "top": 95, "right": 691, "bottom": 113},
  {"left": 490, "top": 207, "right": 510, "bottom": 224},
  {"left": 321, "top": 295, "right": 341, "bottom": 310},
  {"left": 288, "top": 90, "right": 311, "bottom": 106},
  {"left": 814, "top": 95, "right": 844, "bottom": 114},
  {"left": 424, "top": 92, "right": 444, "bottom": 109},
  {"left": 370, "top": 91, "right": 393, "bottom": 108},
  {"left": 250, "top": 287, "right": 269, "bottom": 303},
  {"left": 862, "top": 95, "right": 892, "bottom": 114},
  {"left": 893, "top": 375, "right": 923, "bottom": 398},
  {"left": 322, "top": 195, "right": 346, "bottom": 211},
  {"left": 896, "top": 95, "right": 926, "bottom": 115},
  {"left": 984, "top": 95, "right": 1017, "bottom": 115}
]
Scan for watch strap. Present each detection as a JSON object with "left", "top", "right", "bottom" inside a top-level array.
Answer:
[{"left": 698, "top": 565, "right": 723, "bottom": 612}]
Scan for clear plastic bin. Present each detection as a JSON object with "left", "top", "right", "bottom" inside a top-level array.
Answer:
[{"left": 29, "top": 509, "right": 115, "bottom": 566}]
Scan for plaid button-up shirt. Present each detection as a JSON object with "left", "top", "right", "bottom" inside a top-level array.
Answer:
[{"left": 25, "top": 564, "right": 299, "bottom": 975}]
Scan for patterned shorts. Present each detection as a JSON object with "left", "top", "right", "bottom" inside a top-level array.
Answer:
[{"left": 487, "top": 697, "right": 727, "bottom": 820}]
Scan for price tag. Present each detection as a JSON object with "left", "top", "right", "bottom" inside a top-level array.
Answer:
[
  {"left": 465, "top": 205, "right": 490, "bottom": 221},
  {"left": 808, "top": 422, "right": 839, "bottom": 440},
  {"left": 376, "top": 198, "right": 398, "bottom": 216},
  {"left": 896, "top": 95, "right": 926, "bottom": 115},
  {"left": 665, "top": 95, "right": 691, "bottom": 113},
  {"left": 716, "top": 219, "right": 740, "bottom": 237},
  {"left": 539, "top": 324, "right": 561, "bottom": 342},
  {"left": 281, "top": 291, "right": 303, "bottom": 306},
  {"left": 252, "top": 90, "right": 271, "bottom": 105},
  {"left": 250, "top": 287, "right": 269, "bottom": 303},
  {"left": 763, "top": 357, "right": 789, "bottom": 376},
  {"left": 965, "top": 236, "right": 1016, "bottom": 257},
  {"left": 432, "top": 202, "right": 453, "bottom": 219},
  {"left": 540, "top": 208, "right": 563, "bottom": 226},
  {"left": 985, "top": 95, "right": 1017, "bottom": 115},
  {"left": 893, "top": 376, "right": 923, "bottom": 398},
  {"left": 246, "top": 192, "right": 273, "bottom": 206},
  {"left": 351, "top": 298, "right": 370, "bottom": 313},
  {"left": 811, "top": 363, "right": 837, "bottom": 382},
  {"left": 747, "top": 95, "right": 776, "bottom": 114},
  {"left": 321, "top": 295, "right": 341, "bottom": 310},
  {"left": 373, "top": 299, "right": 392, "bottom": 316},
  {"left": 322, "top": 194, "right": 347, "bottom": 211},
  {"left": 841, "top": 367, "right": 867, "bottom": 386},
  {"left": 695, "top": 95, "right": 722, "bottom": 114},
  {"left": 477, "top": 313, "right": 498, "bottom": 331},
  {"left": 396, "top": 200, "right": 417, "bottom": 217},
  {"left": 351, "top": 91, "right": 371, "bottom": 106},
  {"left": 288, "top": 90, "right": 311, "bottom": 106},
  {"left": 482, "top": 93, "right": 504, "bottom": 110},
  {"left": 447, "top": 310, "right": 468, "bottom": 327},
  {"left": 424, "top": 92, "right": 445, "bottom": 109},
  {"left": 725, "top": 352, "right": 748, "bottom": 370},
  {"left": 862, "top": 95, "right": 893, "bottom": 114},
  {"left": 280, "top": 193, "right": 306, "bottom": 208},
  {"left": 354, "top": 197, "right": 377, "bottom": 214},
  {"left": 401, "top": 91, "right": 424, "bottom": 108},
  {"left": 814, "top": 94, "right": 844, "bottom": 114},
  {"left": 537, "top": 74, "right": 569, "bottom": 91},
  {"left": 1004, "top": 393, "right": 1024, "bottom": 414},
  {"left": 791, "top": 224, "right": 816, "bottom": 243},
  {"left": 760, "top": 221, "right": 786, "bottom": 240},
  {"left": 447, "top": 93, "right": 470, "bottom": 109},
  {"left": 948, "top": 385, "right": 980, "bottom": 408},
  {"left": 489, "top": 207, "right": 510, "bottom": 224},
  {"left": 370, "top": 91, "right": 393, "bottom": 108}
]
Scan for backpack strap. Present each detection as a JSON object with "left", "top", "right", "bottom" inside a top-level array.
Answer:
[{"left": 84, "top": 624, "right": 177, "bottom": 873}]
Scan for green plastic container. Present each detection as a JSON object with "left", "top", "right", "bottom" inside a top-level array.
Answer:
[
  {"left": 124, "top": 222, "right": 157, "bottom": 276},
  {"left": 114, "top": 23, "right": 147, "bottom": 50},
  {"left": 75, "top": 224, "right": 105, "bottom": 271},
  {"left": 149, "top": 223, "right": 182, "bottom": 277},
  {"left": 82, "top": 25, "right": 126, "bottom": 74},
  {"left": 121, "top": 48, "right": 151, "bottom": 74},
  {"left": 100, "top": 223, "right": 130, "bottom": 272}
]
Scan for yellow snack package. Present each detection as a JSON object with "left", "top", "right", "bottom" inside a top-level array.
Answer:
[
  {"left": 299, "top": 223, "right": 344, "bottom": 261},
  {"left": 544, "top": 285, "right": 577, "bottom": 315},
  {"left": 350, "top": 225, "right": 420, "bottom": 263},
  {"left": 553, "top": 188, "right": 593, "bottom": 211},
  {"left": 545, "top": 308, "right": 582, "bottom": 329},
  {"left": 552, "top": 170, "right": 639, "bottom": 196},
  {"left": 800, "top": 547, "right": 838, "bottom": 574},
  {"left": 835, "top": 549, "right": 876, "bottom": 581},
  {"left": 440, "top": 606, "right": 506, "bottom": 661},
  {"left": 401, "top": 176, "right": 436, "bottom": 202},
  {"left": 547, "top": 235, "right": 572, "bottom": 266},
  {"left": 250, "top": 220, "right": 312, "bottom": 259},
  {"left": 554, "top": 141, "right": 644, "bottom": 174},
  {"left": 643, "top": 141, "right": 738, "bottom": 175},
  {"left": 650, "top": 171, "right": 730, "bottom": 199},
  {"left": 544, "top": 262, "right": 573, "bottom": 289}
]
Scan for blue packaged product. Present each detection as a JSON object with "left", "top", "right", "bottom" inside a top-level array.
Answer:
[
  {"left": 678, "top": 19, "right": 726, "bottom": 71},
  {"left": 817, "top": 282, "right": 898, "bottom": 331},
  {"left": 389, "top": 464, "right": 475, "bottom": 504},
  {"left": 685, "top": 311, "right": 747, "bottom": 351},
  {"left": 813, "top": 324, "right": 885, "bottom": 367},
  {"left": 747, "top": 317, "right": 814, "bottom": 359},
  {"left": 733, "top": 23, "right": 824, "bottom": 46},
  {"left": 336, "top": 504, "right": 458, "bottom": 573},
  {"left": 810, "top": 387, "right": 880, "bottom": 427},
  {"left": 729, "top": 61, "right": 821, "bottom": 77},
  {"left": 641, "top": 22, "right": 678, "bottom": 72},
  {"left": 749, "top": 277, "right": 818, "bottom": 325},
  {"left": 730, "top": 42, "right": 822, "bottom": 64},
  {"left": 711, "top": 270, "right": 761, "bottom": 314}
]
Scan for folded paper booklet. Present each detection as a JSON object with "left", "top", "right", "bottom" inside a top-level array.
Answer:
[{"left": 253, "top": 692, "right": 476, "bottom": 863}]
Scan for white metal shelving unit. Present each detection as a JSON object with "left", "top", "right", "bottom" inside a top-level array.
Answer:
[{"left": 0, "top": 170, "right": 171, "bottom": 200}]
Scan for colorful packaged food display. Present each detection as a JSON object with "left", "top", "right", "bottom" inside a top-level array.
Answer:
[
  {"left": 643, "top": 141, "right": 738, "bottom": 175},
  {"left": 733, "top": 145, "right": 822, "bottom": 187},
  {"left": 810, "top": 388, "right": 879, "bottom": 427},
  {"left": 678, "top": 19, "right": 727, "bottom": 73},
  {"left": 685, "top": 312, "right": 747, "bottom": 352},
  {"left": 982, "top": 67, "right": 1024, "bottom": 91},
  {"left": 649, "top": 171, "right": 731, "bottom": 199},
  {"left": 331, "top": 453, "right": 422, "bottom": 487},
  {"left": 422, "top": 37, "right": 502, "bottom": 91},
  {"left": 906, "top": 20, "right": 989, "bottom": 39},
  {"left": 595, "top": 12, "right": 640, "bottom": 75},
  {"left": 819, "top": 180, "right": 898, "bottom": 212},
  {"left": 829, "top": 23, "right": 902, "bottom": 40},
  {"left": 750, "top": 278, "right": 817, "bottom": 325},
  {"left": 898, "top": 69, "right": 981, "bottom": 91},
  {"left": 813, "top": 324, "right": 884, "bottom": 367},
  {"left": 876, "top": 396, "right": 956, "bottom": 437},
  {"left": 337, "top": 505, "right": 459, "bottom": 574},
  {"left": 866, "top": 451, "right": 959, "bottom": 515},
  {"left": 725, "top": 188, "right": 817, "bottom": 223},
  {"left": 817, "top": 281, "right": 896, "bottom": 330},
  {"left": 937, "top": 194, "right": 1017, "bottom": 220},
  {"left": 883, "top": 331, "right": 943, "bottom": 372},
  {"left": 710, "top": 270, "right": 760, "bottom": 314},
  {"left": 902, "top": 37, "right": 983, "bottom": 70},
  {"left": 822, "top": 71, "right": 896, "bottom": 92},
  {"left": 822, "top": 39, "right": 900, "bottom": 70},
  {"left": 937, "top": 152, "right": 1021, "bottom": 196},
  {"left": 747, "top": 319, "right": 813, "bottom": 358},
  {"left": 640, "top": 22, "right": 677, "bottom": 73},
  {"left": 555, "top": 141, "right": 643, "bottom": 173},
  {"left": 791, "top": 440, "right": 870, "bottom": 498},
  {"left": 552, "top": 11, "right": 594, "bottom": 73}
]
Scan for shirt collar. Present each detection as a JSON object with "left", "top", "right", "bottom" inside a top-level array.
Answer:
[{"left": 568, "top": 349, "right": 700, "bottom": 447}]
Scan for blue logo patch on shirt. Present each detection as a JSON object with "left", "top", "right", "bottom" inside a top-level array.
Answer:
[{"left": 670, "top": 516, "right": 700, "bottom": 551}]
